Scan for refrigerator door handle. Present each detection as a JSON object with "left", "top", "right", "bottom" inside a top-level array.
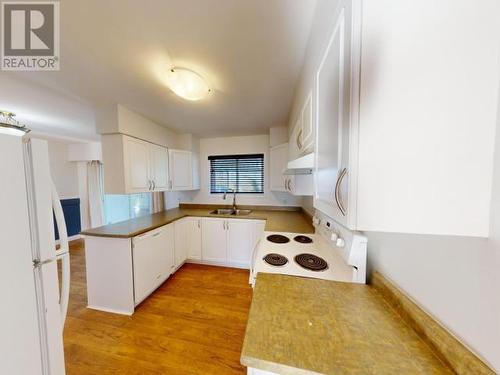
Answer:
[
  {"left": 51, "top": 179, "right": 71, "bottom": 327},
  {"left": 56, "top": 252, "right": 70, "bottom": 326},
  {"left": 51, "top": 180, "right": 69, "bottom": 257}
]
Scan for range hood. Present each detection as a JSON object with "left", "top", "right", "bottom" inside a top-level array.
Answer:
[{"left": 284, "top": 152, "right": 314, "bottom": 175}]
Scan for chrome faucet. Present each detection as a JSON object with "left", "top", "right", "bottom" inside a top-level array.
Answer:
[{"left": 223, "top": 189, "right": 237, "bottom": 211}]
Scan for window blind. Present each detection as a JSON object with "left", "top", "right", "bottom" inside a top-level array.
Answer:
[{"left": 209, "top": 154, "right": 264, "bottom": 194}]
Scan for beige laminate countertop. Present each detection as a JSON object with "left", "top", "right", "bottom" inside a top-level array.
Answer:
[
  {"left": 241, "top": 273, "right": 453, "bottom": 375},
  {"left": 80, "top": 206, "right": 314, "bottom": 238}
]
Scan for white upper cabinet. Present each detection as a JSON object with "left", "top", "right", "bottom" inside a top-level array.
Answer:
[
  {"left": 270, "top": 143, "right": 288, "bottom": 192},
  {"left": 314, "top": 1, "right": 353, "bottom": 228},
  {"left": 103, "top": 134, "right": 170, "bottom": 194},
  {"left": 289, "top": 92, "right": 314, "bottom": 160},
  {"left": 102, "top": 135, "right": 201, "bottom": 194},
  {"left": 301, "top": 92, "right": 314, "bottom": 154},
  {"left": 124, "top": 137, "right": 151, "bottom": 193},
  {"left": 289, "top": 116, "right": 303, "bottom": 161},
  {"left": 149, "top": 144, "right": 169, "bottom": 191},
  {"left": 169, "top": 149, "right": 194, "bottom": 191},
  {"left": 312, "top": 0, "right": 497, "bottom": 237},
  {"left": 191, "top": 153, "right": 201, "bottom": 190}
]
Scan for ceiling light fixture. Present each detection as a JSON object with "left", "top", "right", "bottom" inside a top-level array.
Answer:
[
  {"left": 166, "top": 67, "right": 211, "bottom": 101},
  {"left": 0, "top": 111, "right": 30, "bottom": 136}
]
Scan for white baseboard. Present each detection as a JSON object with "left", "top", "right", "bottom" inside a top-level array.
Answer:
[
  {"left": 86, "top": 304, "right": 133, "bottom": 316},
  {"left": 186, "top": 259, "right": 250, "bottom": 270}
]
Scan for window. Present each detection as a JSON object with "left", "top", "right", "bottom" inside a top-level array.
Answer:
[
  {"left": 209, "top": 154, "right": 264, "bottom": 194},
  {"left": 103, "top": 193, "right": 151, "bottom": 225}
]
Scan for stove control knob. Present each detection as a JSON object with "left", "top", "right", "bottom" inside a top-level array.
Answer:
[
  {"left": 330, "top": 232, "right": 338, "bottom": 242},
  {"left": 336, "top": 238, "right": 345, "bottom": 248}
]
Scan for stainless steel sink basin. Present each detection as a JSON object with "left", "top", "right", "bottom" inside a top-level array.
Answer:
[
  {"left": 233, "top": 209, "right": 252, "bottom": 216},
  {"left": 210, "top": 208, "right": 235, "bottom": 215},
  {"left": 209, "top": 208, "right": 253, "bottom": 216}
]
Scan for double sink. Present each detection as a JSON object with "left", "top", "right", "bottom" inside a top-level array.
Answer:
[{"left": 210, "top": 208, "right": 252, "bottom": 216}]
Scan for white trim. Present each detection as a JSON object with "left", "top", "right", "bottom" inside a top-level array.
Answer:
[
  {"left": 186, "top": 259, "right": 250, "bottom": 270},
  {"left": 86, "top": 305, "right": 133, "bottom": 316}
]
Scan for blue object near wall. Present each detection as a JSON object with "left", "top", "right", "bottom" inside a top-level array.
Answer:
[{"left": 54, "top": 198, "right": 81, "bottom": 240}]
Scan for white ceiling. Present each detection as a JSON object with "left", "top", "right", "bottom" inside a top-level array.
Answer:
[{"left": 3, "top": 0, "right": 317, "bottom": 138}]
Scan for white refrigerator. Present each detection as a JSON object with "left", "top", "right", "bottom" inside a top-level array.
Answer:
[{"left": 0, "top": 134, "right": 70, "bottom": 375}]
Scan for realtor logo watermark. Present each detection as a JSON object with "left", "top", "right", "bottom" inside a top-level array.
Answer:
[{"left": 1, "top": 1, "right": 59, "bottom": 70}]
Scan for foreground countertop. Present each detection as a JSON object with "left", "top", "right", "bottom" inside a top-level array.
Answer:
[
  {"left": 81, "top": 205, "right": 314, "bottom": 238},
  {"left": 241, "top": 273, "right": 452, "bottom": 375}
]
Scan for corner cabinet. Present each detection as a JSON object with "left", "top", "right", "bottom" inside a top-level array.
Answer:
[
  {"left": 174, "top": 217, "right": 202, "bottom": 269},
  {"left": 102, "top": 134, "right": 169, "bottom": 194},
  {"left": 168, "top": 149, "right": 200, "bottom": 191}
]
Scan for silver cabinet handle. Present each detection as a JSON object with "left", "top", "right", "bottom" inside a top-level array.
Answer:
[
  {"left": 169, "top": 180, "right": 173, "bottom": 190},
  {"left": 148, "top": 180, "right": 152, "bottom": 191},
  {"left": 335, "top": 168, "right": 348, "bottom": 216},
  {"left": 153, "top": 180, "right": 156, "bottom": 190},
  {"left": 198, "top": 220, "right": 201, "bottom": 229}
]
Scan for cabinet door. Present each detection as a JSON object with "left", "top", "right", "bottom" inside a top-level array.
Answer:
[
  {"left": 150, "top": 144, "right": 169, "bottom": 191},
  {"left": 301, "top": 92, "right": 314, "bottom": 153},
  {"left": 174, "top": 219, "right": 188, "bottom": 268},
  {"left": 201, "top": 218, "right": 227, "bottom": 263},
  {"left": 161, "top": 223, "right": 175, "bottom": 276},
  {"left": 289, "top": 117, "right": 302, "bottom": 160},
  {"left": 191, "top": 153, "right": 201, "bottom": 190},
  {"left": 187, "top": 217, "right": 202, "bottom": 260},
  {"left": 314, "top": 3, "right": 352, "bottom": 226},
  {"left": 227, "top": 219, "right": 254, "bottom": 268},
  {"left": 124, "top": 137, "right": 151, "bottom": 193},
  {"left": 169, "top": 150, "right": 193, "bottom": 190},
  {"left": 133, "top": 227, "right": 165, "bottom": 304},
  {"left": 270, "top": 144, "right": 288, "bottom": 191}
]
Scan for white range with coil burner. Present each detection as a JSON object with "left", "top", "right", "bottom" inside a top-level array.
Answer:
[{"left": 250, "top": 210, "right": 367, "bottom": 287}]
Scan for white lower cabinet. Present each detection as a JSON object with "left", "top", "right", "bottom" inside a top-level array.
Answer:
[
  {"left": 201, "top": 218, "right": 264, "bottom": 268},
  {"left": 174, "top": 217, "right": 202, "bottom": 268},
  {"left": 227, "top": 219, "right": 255, "bottom": 267},
  {"left": 186, "top": 217, "right": 202, "bottom": 260},
  {"left": 201, "top": 218, "right": 228, "bottom": 263},
  {"left": 85, "top": 216, "right": 266, "bottom": 315},
  {"left": 174, "top": 219, "right": 188, "bottom": 269},
  {"left": 132, "top": 223, "right": 174, "bottom": 305}
]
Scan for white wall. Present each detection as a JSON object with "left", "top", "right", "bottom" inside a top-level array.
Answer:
[
  {"left": 182, "top": 135, "right": 302, "bottom": 207},
  {"left": 46, "top": 140, "right": 80, "bottom": 199}
]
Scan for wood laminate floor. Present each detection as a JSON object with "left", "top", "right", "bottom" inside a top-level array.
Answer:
[{"left": 64, "top": 239, "right": 253, "bottom": 375}]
